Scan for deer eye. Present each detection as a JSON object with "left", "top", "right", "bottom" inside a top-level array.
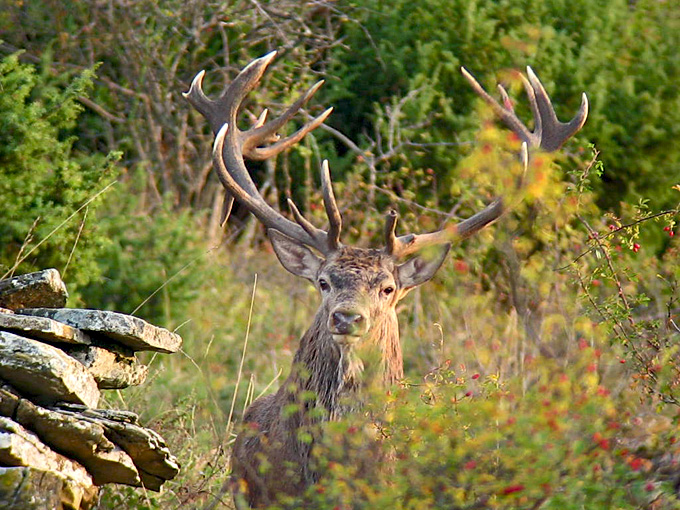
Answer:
[
  {"left": 381, "top": 285, "right": 395, "bottom": 297},
  {"left": 318, "top": 278, "right": 330, "bottom": 292}
]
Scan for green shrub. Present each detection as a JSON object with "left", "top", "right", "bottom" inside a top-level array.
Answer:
[{"left": 0, "top": 50, "right": 119, "bottom": 291}]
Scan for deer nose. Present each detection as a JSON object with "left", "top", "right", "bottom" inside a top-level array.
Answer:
[{"left": 331, "top": 311, "right": 365, "bottom": 336}]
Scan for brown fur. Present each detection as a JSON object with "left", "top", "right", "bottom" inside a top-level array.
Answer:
[{"left": 231, "top": 247, "right": 415, "bottom": 507}]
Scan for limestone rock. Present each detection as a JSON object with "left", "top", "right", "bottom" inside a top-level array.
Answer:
[
  {"left": 19, "top": 308, "right": 182, "bottom": 353},
  {"left": 0, "top": 311, "right": 91, "bottom": 345},
  {"left": 0, "top": 383, "right": 20, "bottom": 418},
  {"left": 57, "top": 404, "right": 180, "bottom": 491},
  {"left": 65, "top": 343, "right": 148, "bottom": 389},
  {"left": 0, "top": 417, "right": 97, "bottom": 508},
  {"left": 10, "top": 395, "right": 141, "bottom": 486},
  {"left": 0, "top": 331, "right": 100, "bottom": 408},
  {"left": 0, "top": 466, "right": 98, "bottom": 510},
  {"left": 0, "top": 269, "right": 68, "bottom": 310}
]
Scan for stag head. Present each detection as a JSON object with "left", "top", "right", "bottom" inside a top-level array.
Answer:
[{"left": 268, "top": 229, "right": 448, "bottom": 345}]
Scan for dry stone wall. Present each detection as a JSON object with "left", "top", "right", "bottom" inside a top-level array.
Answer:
[{"left": 0, "top": 269, "right": 182, "bottom": 509}]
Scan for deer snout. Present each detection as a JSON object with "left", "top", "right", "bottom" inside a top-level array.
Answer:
[{"left": 330, "top": 310, "right": 367, "bottom": 337}]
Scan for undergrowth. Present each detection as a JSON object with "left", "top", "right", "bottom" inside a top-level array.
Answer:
[{"left": 97, "top": 145, "right": 680, "bottom": 509}]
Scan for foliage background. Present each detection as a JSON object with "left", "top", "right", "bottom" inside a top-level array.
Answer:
[{"left": 0, "top": 0, "right": 679, "bottom": 508}]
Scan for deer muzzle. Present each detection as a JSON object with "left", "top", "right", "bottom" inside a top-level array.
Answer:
[{"left": 329, "top": 310, "right": 368, "bottom": 341}]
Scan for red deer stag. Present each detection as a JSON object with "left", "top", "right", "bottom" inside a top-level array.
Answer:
[{"left": 183, "top": 51, "right": 588, "bottom": 508}]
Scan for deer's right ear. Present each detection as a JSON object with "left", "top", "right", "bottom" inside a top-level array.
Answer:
[{"left": 268, "top": 229, "right": 323, "bottom": 282}]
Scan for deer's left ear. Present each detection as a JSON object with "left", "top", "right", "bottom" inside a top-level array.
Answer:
[{"left": 396, "top": 244, "right": 450, "bottom": 290}]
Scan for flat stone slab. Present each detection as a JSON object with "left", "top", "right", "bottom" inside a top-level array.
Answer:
[
  {"left": 65, "top": 343, "right": 148, "bottom": 389},
  {"left": 0, "top": 311, "right": 91, "bottom": 345},
  {"left": 9, "top": 394, "right": 141, "bottom": 486},
  {"left": 0, "top": 384, "right": 20, "bottom": 418},
  {"left": 0, "top": 269, "right": 68, "bottom": 310},
  {"left": 0, "top": 466, "right": 98, "bottom": 510},
  {"left": 18, "top": 308, "right": 182, "bottom": 353},
  {"left": 0, "top": 331, "right": 100, "bottom": 408},
  {"left": 57, "top": 404, "right": 180, "bottom": 491},
  {"left": 0, "top": 417, "right": 97, "bottom": 509}
]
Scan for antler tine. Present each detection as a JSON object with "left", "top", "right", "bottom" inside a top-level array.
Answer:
[
  {"left": 183, "top": 51, "right": 278, "bottom": 135},
  {"left": 220, "top": 193, "right": 235, "bottom": 227},
  {"left": 525, "top": 67, "right": 589, "bottom": 152},
  {"left": 461, "top": 67, "right": 533, "bottom": 146},
  {"left": 183, "top": 70, "right": 211, "bottom": 121},
  {"left": 243, "top": 80, "right": 327, "bottom": 156},
  {"left": 184, "top": 51, "right": 279, "bottom": 199},
  {"left": 383, "top": 209, "right": 399, "bottom": 256},
  {"left": 287, "top": 198, "right": 320, "bottom": 239},
  {"left": 247, "top": 107, "right": 334, "bottom": 161},
  {"left": 389, "top": 199, "right": 508, "bottom": 259},
  {"left": 283, "top": 160, "right": 343, "bottom": 250},
  {"left": 251, "top": 109, "right": 269, "bottom": 129},
  {"left": 461, "top": 66, "right": 588, "bottom": 152},
  {"left": 321, "top": 160, "right": 342, "bottom": 250}
]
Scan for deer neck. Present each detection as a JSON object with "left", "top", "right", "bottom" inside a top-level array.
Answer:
[{"left": 288, "top": 308, "right": 402, "bottom": 419}]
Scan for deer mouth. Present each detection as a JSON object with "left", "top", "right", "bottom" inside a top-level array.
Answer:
[{"left": 331, "top": 333, "right": 362, "bottom": 346}]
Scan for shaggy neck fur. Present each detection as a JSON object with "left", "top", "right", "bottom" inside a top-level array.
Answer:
[{"left": 286, "top": 304, "right": 402, "bottom": 421}]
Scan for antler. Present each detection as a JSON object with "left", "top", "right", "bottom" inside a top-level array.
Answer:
[
  {"left": 183, "top": 51, "right": 340, "bottom": 255},
  {"left": 386, "top": 67, "right": 588, "bottom": 258},
  {"left": 461, "top": 66, "right": 589, "bottom": 152}
]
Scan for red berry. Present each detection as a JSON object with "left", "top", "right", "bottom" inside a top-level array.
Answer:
[{"left": 502, "top": 484, "right": 525, "bottom": 495}]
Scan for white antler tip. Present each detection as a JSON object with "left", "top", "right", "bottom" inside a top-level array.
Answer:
[
  {"left": 520, "top": 141, "right": 529, "bottom": 170},
  {"left": 183, "top": 70, "right": 206, "bottom": 97},
  {"left": 460, "top": 67, "right": 481, "bottom": 88},
  {"left": 257, "top": 50, "right": 278, "bottom": 68},
  {"left": 460, "top": 66, "right": 471, "bottom": 78},
  {"left": 242, "top": 51, "right": 278, "bottom": 75},
  {"left": 254, "top": 109, "right": 268, "bottom": 128},
  {"left": 213, "top": 123, "right": 229, "bottom": 150},
  {"left": 526, "top": 66, "right": 539, "bottom": 84},
  {"left": 578, "top": 93, "right": 590, "bottom": 125}
]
